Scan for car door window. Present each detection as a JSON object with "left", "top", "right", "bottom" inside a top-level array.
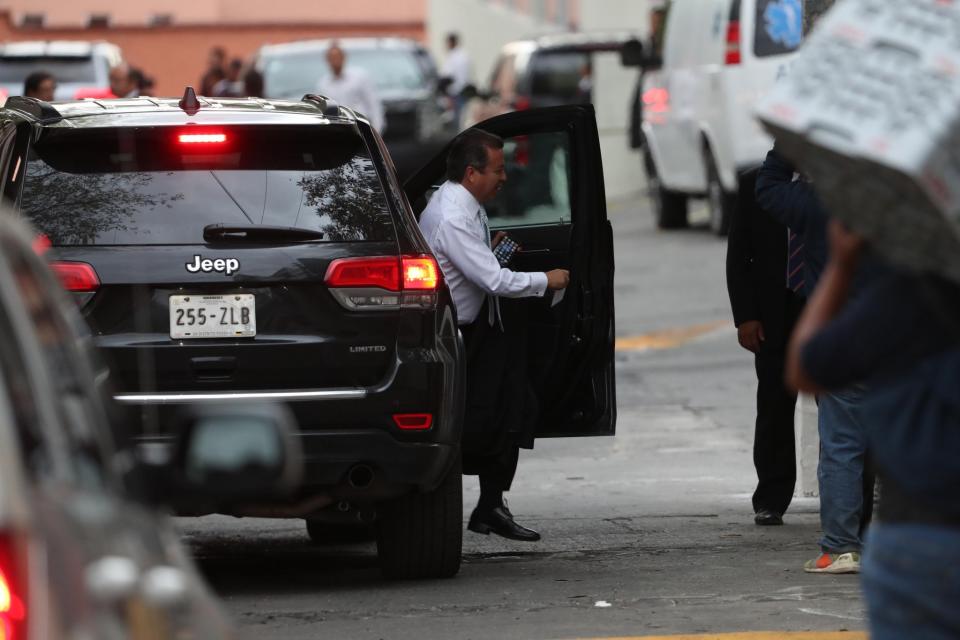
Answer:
[
  {"left": 485, "top": 131, "right": 571, "bottom": 229},
  {"left": 2, "top": 240, "right": 115, "bottom": 491}
]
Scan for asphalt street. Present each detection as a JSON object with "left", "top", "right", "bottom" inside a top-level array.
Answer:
[{"left": 176, "top": 197, "right": 868, "bottom": 639}]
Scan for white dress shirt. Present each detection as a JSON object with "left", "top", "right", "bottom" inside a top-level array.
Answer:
[
  {"left": 419, "top": 181, "right": 548, "bottom": 325},
  {"left": 317, "top": 67, "right": 385, "bottom": 133},
  {"left": 440, "top": 46, "right": 471, "bottom": 96}
]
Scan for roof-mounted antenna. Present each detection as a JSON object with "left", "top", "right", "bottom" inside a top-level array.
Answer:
[{"left": 179, "top": 86, "right": 201, "bottom": 116}]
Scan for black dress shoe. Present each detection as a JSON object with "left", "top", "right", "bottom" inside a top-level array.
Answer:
[
  {"left": 468, "top": 505, "right": 541, "bottom": 541},
  {"left": 754, "top": 509, "right": 784, "bottom": 526}
]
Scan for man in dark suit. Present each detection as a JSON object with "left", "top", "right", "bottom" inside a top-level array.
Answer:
[{"left": 726, "top": 167, "right": 805, "bottom": 525}]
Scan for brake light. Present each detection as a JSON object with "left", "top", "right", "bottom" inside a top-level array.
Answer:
[
  {"left": 402, "top": 257, "right": 439, "bottom": 290},
  {"left": 325, "top": 257, "right": 401, "bottom": 291},
  {"left": 725, "top": 20, "right": 742, "bottom": 65},
  {"left": 0, "top": 533, "right": 27, "bottom": 640},
  {"left": 31, "top": 234, "right": 51, "bottom": 256},
  {"left": 392, "top": 413, "right": 433, "bottom": 430},
  {"left": 325, "top": 255, "right": 440, "bottom": 310},
  {"left": 178, "top": 132, "right": 227, "bottom": 144},
  {"left": 513, "top": 96, "right": 531, "bottom": 111},
  {"left": 50, "top": 261, "right": 100, "bottom": 293}
]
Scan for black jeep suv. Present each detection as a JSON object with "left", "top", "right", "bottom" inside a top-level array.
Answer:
[{"left": 0, "top": 92, "right": 616, "bottom": 579}]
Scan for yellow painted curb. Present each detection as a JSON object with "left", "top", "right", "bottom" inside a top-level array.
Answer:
[
  {"left": 575, "top": 633, "right": 867, "bottom": 640},
  {"left": 616, "top": 321, "right": 729, "bottom": 352}
]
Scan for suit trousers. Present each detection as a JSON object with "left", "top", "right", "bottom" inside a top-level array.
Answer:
[{"left": 751, "top": 290, "right": 805, "bottom": 515}]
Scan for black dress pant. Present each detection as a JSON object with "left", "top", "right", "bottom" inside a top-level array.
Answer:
[
  {"left": 752, "top": 290, "right": 804, "bottom": 515},
  {"left": 459, "top": 300, "right": 534, "bottom": 495}
]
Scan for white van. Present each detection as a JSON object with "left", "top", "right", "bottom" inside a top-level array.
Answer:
[{"left": 640, "top": 0, "right": 802, "bottom": 233}]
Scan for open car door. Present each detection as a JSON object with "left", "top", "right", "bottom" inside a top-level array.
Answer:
[{"left": 404, "top": 105, "right": 615, "bottom": 437}]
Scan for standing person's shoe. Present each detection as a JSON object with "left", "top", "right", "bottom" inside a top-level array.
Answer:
[
  {"left": 803, "top": 552, "right": 861, "bottom": 574},
  {"left": 754, "top": 509, "right": 784, "bottom": 526},
  {"left": 468, "top": 501, "right": 541, "bottom": 541}
]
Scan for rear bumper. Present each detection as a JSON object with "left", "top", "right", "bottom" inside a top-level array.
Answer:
[{"left": 118, "top": 343, "right": 464, "bottom": 496}]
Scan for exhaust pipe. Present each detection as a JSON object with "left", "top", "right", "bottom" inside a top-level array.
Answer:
[{"left": 347, "top": 464, "right": 375, "bottom": 489}]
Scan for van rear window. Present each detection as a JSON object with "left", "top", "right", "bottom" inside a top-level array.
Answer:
[
  {"left": 21, "top": 125, "right": 395, "bottom": 246},
  {"left": 754, "top": 0, "right": 804, "bottom": 58}
]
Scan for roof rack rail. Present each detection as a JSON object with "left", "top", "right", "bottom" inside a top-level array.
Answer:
[
  {"left": 302, "top": 94, "right": 341, "bottom": 117},
  {"left": 3, "top": 96, "right": 62, "bottom": 122}
]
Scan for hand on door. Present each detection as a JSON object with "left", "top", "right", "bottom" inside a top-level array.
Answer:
[{"left": 545, "top": 269, "right": 569, "bottom": 290}]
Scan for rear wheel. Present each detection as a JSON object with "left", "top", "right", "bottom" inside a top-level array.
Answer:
[
  {"left": 376, "top": 455, "right": 462, "bottom": 579},
  {"left": 704, "top": 150, "right": 735, "bottom": 236},
  {"left": 645, "top": 151, "right": 688, "bottom": 229}
]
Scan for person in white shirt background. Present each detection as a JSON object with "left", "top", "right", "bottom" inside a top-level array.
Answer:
[
  {"left": 419, "top": 129, "right": 569, "bottom": 542},
  {"left": 317, "top": 42, "right": 385, "bottom": 134},
  {"left": 440, "top": 32, "right": 472, "bottom": 128}
]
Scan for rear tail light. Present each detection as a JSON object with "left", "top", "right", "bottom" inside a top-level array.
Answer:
[
  {"left": 325, "top": 255, "right": 441, "bottom": 310},
  {"left": 392, "top": 413, "right": 433, "bottom": 430},
  {"left": 513, "top": 96, "right": 531, "bottom": 111},
  {"left": 50, "top": 261, "right": 100, "bottom": 293},
  {"left": 0, "top": 532, "right": 28, "bottom": 640},
  {"left": 725, "top": 20, "right": 742, "bottom": 65}
]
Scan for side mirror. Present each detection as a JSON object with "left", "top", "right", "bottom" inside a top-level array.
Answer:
[
  {"left": 621, "top": 39, "right": 646, "bottom": 67},
  {"left": 138, "top": 403, "right": 303, "bottom": 510}
]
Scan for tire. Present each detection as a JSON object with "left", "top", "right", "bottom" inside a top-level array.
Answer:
[
  {"left": 644, "top": 151, "right": 688, "bottom": 229},
  {"left": 376, "top": 455, "right": 462, "bottom": 579},
  {"left": 704, "top": 150, "right": 735, "bottom": 237}
]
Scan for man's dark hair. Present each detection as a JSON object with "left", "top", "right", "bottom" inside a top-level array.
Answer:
[
  {"left": 243, "top": 68, "right": 264, "bottom": 98},
  {"left": 447, "top": 32, "right": 460, "bottom": 48},
  {"left": 445, "top": 129, "right": 503, "bottom": 182},
  {"left": 23, "top": 71, "right": 53, "bottom": 97}
]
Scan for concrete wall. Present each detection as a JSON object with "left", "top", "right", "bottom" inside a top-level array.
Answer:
[
  {"left": 427, "top": 0, "right": 565, "bottom": 92},
  {"left": 578, "top": 2, "right": 649, "bottom": 202},
  {"left": 0, "top": 0, "right": 426, "bottom": 27}
]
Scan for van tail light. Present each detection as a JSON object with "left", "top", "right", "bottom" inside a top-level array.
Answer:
[
  {"left": 0, "top": 531, "right": 28, "bottom": 640},
  {"left": 725, "top": 20, "right": 742, "bottom": 65},
  {"left": 513, "top": 96, "right": 531, "bottom": 111},
  {"left": 325, "top": 255, "right": 441, "bottom": 310},
  {"left": 392, "top": 413, "right": 433, "bottom": 430}
]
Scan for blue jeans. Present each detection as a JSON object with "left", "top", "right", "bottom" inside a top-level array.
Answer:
[
  {"left": 817, "top": 387, "right": 869, "bottom": 553},
  {"left": 863, "top": 523, "right": 960, "bottom": 639}
]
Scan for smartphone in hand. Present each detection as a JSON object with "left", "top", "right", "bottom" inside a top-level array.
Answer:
[{"left": 492, "top": 235, "right": 520, "bottom": 267}]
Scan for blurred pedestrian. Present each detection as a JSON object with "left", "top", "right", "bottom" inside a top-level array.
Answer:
[
  {"left": 726, "top": 167, "right": 804, "bottom": 526},
  {"left": 23, "top": 71, "right": 56, "bottom": 102},
  {"left": 418, "top": 130, "right": 569, "bottom": 542},
  {"left": 787, "top": 221, "right": 960, "bottom": 638},
  {"left": 440, "top": 32, "right": 472, "bottom": 125},
  {"left": 109, "top": 63, "right": 139, "bottom": 99},
  {"left": 575, "top": 60, "right": 593, "bottom": 104},
  {"left": 131, "top": 67, "right": 154, "bottom": 97},
  {"left": 212, "top": 58, "right": 244, "bottom": 97},
  {"left": 757, "top": 145, "right": 875, "bottom": 574},
  {"left": 317, "top": 41, "right": 384, "bottom": 133},
  {"left": 200, "top": 46, "right": 227, "bottom": 96},
  {"left": 243, "top": 67, "right": 264, "bottom": 98}
]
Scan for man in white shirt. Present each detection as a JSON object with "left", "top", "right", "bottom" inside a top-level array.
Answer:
[
  {"left": 419, "top": 129, "right": 569, "bottom": 542},
  {"left": 439, "top": 33, "right": 472, "bottom": 127},
  {"left": 317, "top": 42, "right": 385, "bottom": 134}
]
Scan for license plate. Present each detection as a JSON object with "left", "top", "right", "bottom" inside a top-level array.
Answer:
[{"left": 169, "top": 294, "right": 256, "bottom": 339}]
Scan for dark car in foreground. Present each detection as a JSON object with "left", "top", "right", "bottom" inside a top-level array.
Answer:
[
  {"left": 0, "top": 91, "right": 616, "bottom": 579},
  {"left": 254, "top": 37, "right": 457, "bottom": 180},
  {"left": 0, "top": 212, "right": 304, "bottom": 639}
]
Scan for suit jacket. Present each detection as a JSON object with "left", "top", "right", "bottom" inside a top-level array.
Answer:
[{"left": 726, "top": 167, "right": 793, "bottom": 349}]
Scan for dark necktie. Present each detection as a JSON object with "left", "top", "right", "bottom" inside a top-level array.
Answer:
[
  {"left": 478, "top": 208, "right": 503, "bottom": 329},
  {"left": 787, "top": 230, "right": 805, "bottom": 294}
]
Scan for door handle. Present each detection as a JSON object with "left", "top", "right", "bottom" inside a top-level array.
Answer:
[{"left": 85, "top": 555, "right": 140, "bottom": 603}]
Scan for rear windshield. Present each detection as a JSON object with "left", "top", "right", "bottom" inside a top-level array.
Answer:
[
  {"left": 754, "top": 0, "right": 804, "bottom": 58},
  {"left": 0, "top": 56, "right": 97, "bottom": 83},
  {"left": 528, "top": 51, "right": 591, "bottom": 101},
  {"left": 21, "top": 125, "right": 396, "bottom": 246},
  {"left": 263, "top": 48, "right": 427, "bottom": 98}
]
